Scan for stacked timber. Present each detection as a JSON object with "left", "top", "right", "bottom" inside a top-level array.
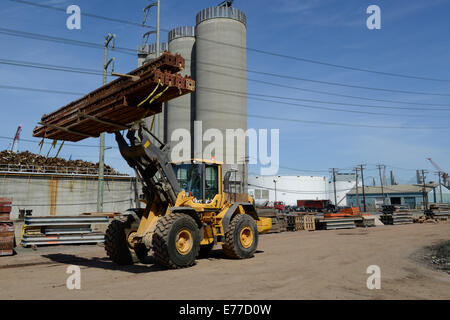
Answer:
[
  {"left": 380, "top": 205, "right": 413, "bottom": 225},
  {"left": 0, "top": 198, "right": 15, "bottom": 256},
  {"left": 21, "top": 215, "right": 109, "bottom": 246},
  {"left": 32, "top": 51, "right": 195, "bottom": 142}
]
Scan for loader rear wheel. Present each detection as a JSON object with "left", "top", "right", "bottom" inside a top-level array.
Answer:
[
  {"left": 223, "top": 214, "right": 259, "bottom": 259},
  {"left": 152, "top": 213, "right": 200, "bottom": 269},
  {"left": 105, "top": 215, "right": 148, "bottom": 265}
]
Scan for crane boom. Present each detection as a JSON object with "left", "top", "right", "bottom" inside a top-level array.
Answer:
[{"left": 427, "top": 158, "right": 449, "bottom": 183}]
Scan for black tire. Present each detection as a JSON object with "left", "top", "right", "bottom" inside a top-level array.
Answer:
[
  {"left": 152, "top": 213, "right": 200, "bottom": 269},
  {"left": 197, "top": 242, "right": 215, "bottom": 258},
  {"left": 105, "top": 215, "right": 149, "bottom": 265},
  {"left": 222, "top": 214, "right": 259, "bottom": 259}
]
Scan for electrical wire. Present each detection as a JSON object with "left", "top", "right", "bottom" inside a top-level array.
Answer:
[
  {"left": 9, "top": 0, "right": 450, "bottom": 83},
  {"left": 200, "top": 87, "right": 450, "bottom": 118},
  {"left": 3, "top": 82, "right": 450, "bottom": 119},
  {"left": 2, "top": 24, "right": 450, "bottom": 97},
  {"left": 0, "top": 27, "right": 136, "bottom": 56},
  {"left": 2, "top": 26, "right": 450, "bottom": 105}
]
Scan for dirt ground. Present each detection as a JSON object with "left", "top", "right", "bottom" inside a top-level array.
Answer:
[{"left": 0, "top": 222, "right": 449, "bottom": 300}]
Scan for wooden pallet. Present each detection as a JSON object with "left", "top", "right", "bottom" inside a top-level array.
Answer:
[{"left": 300, "top": 215, "right": 315, "bottom": 231}]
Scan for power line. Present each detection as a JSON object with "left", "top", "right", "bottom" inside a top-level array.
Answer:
[
  {"left": 0, "top": 58, "right": 104, "bottom": 76},
  {"left": 3, "top": 26, "right": 450, "bottom": 104},
  {"left": 2, "top": 57, "right": 450, "bottom": 115},
  {"left": 0, "top": 84, "right": 84, "bottom": 96},
  {"left": 9, "top": 0, "right": 154, "bottom": 31},
  {"left": 9, "top": 0, "right": 450, "bottom": 83},
  {"left": 0, "top": 27, "right": 136, "bottom": 56},
  {"left": 1, "top": 60, "right": 449, "bottom": 129},
  {"left": 205, "top": 87, "right": 450, "bottom": 112},
  {"left": 3, "top": 82, "right": 449, "bottom": 119},
  {"left": 168, "top": 103, "right": 450, "bottom": 130},
  {"left": 200, "top": 87, "right": 450, "bottom": 118}
]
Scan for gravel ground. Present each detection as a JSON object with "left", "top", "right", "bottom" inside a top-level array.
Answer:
[
  {"left": 414, "top": 240, "right": 450, "bottom": 274},
  {"left": 0, "top": 222, "right": 449, "bottom": 300}
]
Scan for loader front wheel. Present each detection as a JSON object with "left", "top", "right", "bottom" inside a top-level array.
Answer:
[
  {"left": 105, "top": 215, "right": 148, "bottom": 265},
  {"left": 152, "top": 213, "right": 200, "bottom": 269},
  {"left": 223, "top": 214, "right": 258, "bottom": 259}
]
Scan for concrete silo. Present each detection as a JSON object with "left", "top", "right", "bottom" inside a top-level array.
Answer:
[
  {"left": 166, "top": 26, "right": 196, "bottom": 152},
  {"left": 195, "top": 6, "right": 247, "bottom": 192}
]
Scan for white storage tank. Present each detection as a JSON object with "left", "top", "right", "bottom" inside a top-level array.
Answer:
[
  {"left": 195, "top": 6, "right": 247, "bottom": 191},
  {"left": 166, "top": 26, "right": 196, "bottom": 151}
]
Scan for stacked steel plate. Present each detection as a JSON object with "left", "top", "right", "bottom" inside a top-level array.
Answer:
[
  {"left": 380, "top": 205, "right": 413, "bottom": 225},
  {"left": 33, "top": 51, "right": 195, "bottom": 142},
  {"left": 21, "top": 216, "right": 109, "bottom": 246},
  {"left": 317, "top": 217, "right": 361, "bottom": 230},
  {"left": 428, "top": 203, "right": 450, "bottom": 219},
  {"left": 0, "top": 198, "right": 15, "bottom": 256}
]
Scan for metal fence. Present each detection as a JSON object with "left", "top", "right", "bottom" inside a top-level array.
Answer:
[{"left": 0, "top": 164, "right": 127, "bottom": 176}]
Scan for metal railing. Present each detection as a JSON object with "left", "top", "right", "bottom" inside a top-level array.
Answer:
[{"left": 0, "top": 164, "right": 128, "bottom": 176}]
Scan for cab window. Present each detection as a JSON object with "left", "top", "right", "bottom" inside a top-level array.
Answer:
[{"left": 205, "top": 165, "right": 218, "bottom": 200}]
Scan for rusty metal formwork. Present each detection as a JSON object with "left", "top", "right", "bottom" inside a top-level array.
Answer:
[
  {"left": 0, "top": 197, "right": 14, "bottom": 256},
  {"left": 33, "top": 51, "right": 195, "bottom": 142}
]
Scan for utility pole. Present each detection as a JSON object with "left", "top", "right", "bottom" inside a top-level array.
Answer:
[
  {"left": 331, "top": 168, "right": 338, "bottom": 206},
  {"left": 421, "top": 169, "right": 428, "bottom": 210},
  {"left": 355, "top": 167, "right": 359, "bottom": 210},
  {"left": 142, "top": 0, "right": 162, "bottom": 141},
  {"left": 377, "top": 164, "right": 386, "bottom": 205},
  {"left": 97, "top": 33, "right": 115, "bottom": 213},
  {"left": 438, "top": 171, "right": 443, "bottom": 203},
  {"left": 360, "top": 164, "right": 367, "bottom": 212},
  {"left": 273, "top": 179, "right": 277, "bottom": 203}
]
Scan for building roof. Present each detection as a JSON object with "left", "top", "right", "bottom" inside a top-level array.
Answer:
[{"left": 347, "top": 183, "right": 439, "bottom": 195}]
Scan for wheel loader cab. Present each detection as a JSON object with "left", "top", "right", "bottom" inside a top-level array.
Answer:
[{"left": 172, "top": 159, "right": 223, "bottom": 204}]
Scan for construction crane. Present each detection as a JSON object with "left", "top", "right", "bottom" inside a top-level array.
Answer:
[
  {"left": 427, "top": 158, "right": 449, "bottom": 187},
  {"left": 9, "top": 125, "right": 22, "bottom": 153}
]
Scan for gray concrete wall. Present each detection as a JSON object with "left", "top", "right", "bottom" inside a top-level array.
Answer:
[{"left": 0, "top": 173, "right": 138, "bottom": 219}]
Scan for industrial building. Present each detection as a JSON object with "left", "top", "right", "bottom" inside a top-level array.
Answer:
[
  {"left": 248, "top": 175, "right": 329, "bottom": 206},
  {"left": 248, "top": 172, "right": 357, "bottom": 206},
  {"left": 346, "top": 184, "right": 450, "bottom": 210}
]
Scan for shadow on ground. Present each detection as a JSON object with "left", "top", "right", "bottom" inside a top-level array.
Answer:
[
  {"left": 42, "top": 254, "right": 165, "bottom": 274},
  {"left": 42, "top": 249, "right": 264, "bottom": 273}
]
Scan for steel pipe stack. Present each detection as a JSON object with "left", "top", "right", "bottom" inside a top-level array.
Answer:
[{"left": 21, "top": 216, "right": 109, "bottom": 246}]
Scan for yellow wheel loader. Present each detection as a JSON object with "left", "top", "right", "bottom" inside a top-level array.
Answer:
[{"left": 105, "top": 122, "right": 272, "bottom": 269}]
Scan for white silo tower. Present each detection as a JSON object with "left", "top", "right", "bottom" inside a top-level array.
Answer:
[
  {"left": 166, "top": 26, "right": 196, "bottom": 152},
  {"left": 195, "top": 5, "right": 247, "bottom": 192}
]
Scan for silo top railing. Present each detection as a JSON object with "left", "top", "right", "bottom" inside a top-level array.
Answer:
[
  {"left": 196, "top": 6, "right": 247, "bottom": 26},
  {"left": 168, "top": 26, "right": 195, "bottom": 42}
]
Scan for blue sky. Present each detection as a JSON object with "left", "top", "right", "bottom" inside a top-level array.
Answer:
[{"left": 0, "top": 0, "right": 449, "bottom": 184}]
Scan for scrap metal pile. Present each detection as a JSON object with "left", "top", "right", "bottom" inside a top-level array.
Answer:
[
  {"left": 33, "top": 51, "right": 195, "bottom": 142},
  {"left": 0, "top": 150, "right": 123, "bottom": 175}
]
